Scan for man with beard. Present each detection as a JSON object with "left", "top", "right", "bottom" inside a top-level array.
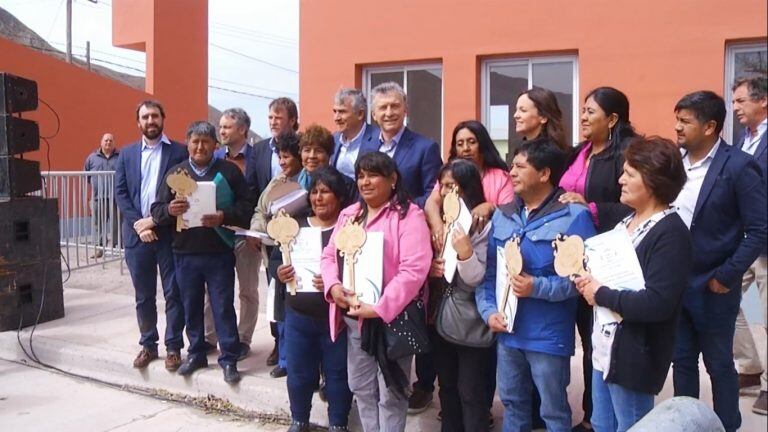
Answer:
[{"left": 115, "top": 100, "right": 188, "bottom": 371}]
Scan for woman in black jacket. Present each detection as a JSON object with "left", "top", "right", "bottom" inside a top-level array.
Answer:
[
  {"left": 575, "top": 136, "right": 691, "bottom": 432},
  {"left": 558, "top": 87, "right": 637, "bottom": 431}
]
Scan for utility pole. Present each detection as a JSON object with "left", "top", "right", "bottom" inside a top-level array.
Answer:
[{"left": 65, "top": 0, "right": 72, "bottom": 63}]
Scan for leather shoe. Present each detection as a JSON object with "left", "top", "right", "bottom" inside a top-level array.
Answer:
[
  {"left": 238, "top": 342, "right": 251, "bottom": 361},
  {"left": 270, "top": 366, "right": 287, "bottom": 378},
  {"left": 266, "top": 342, "right": 279, "bottom": 366},
  {"left": 287, "top": 421, "right": 310, "bottom": 432},
  {"left": 165, "top": 350, "right": 182, "bottom": 371},
  {"left": 133, "top": 347, "right": 158, "bottom": 369},
  {"left": 223, "top": 364, "right": 241, "bottom": 384},
  {"left": 178, "top": 356, "right": 208, "bottom": 376},
  {"left": 739, "top": 372, "right": 762, "bottom": 389}
]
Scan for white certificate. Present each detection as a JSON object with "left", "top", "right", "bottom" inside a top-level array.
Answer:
[
  {"left": 183, "top": 181, "right": 216, "bottom": 228},
  {"left": 224, "top": 226, "right": 276, "bottom": 246},
  {"left": 291, "top": 227, "right": 323, "bottom": 293},
  {"left": 443, "top": 198, "right": 473, "bottom": 284},
  {"left": 584, "top": 228, "right": 645, "bottom": 325},
  {"left": 344, "top": 231, "right": 383, "bottom": 305},
  {"left": 266, "top": 278, "right": 276, "bottom": 322},
  {"left": 495, "top": 246, "right": 517, "bottom": 332}
]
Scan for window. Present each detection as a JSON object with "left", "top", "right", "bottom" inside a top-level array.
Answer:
[
  {"left": 724, "top": 42, "right": 768, "bottom": 144},
  {"left": 363, "top": 64, "right": 443, "bottom": 145},
  {"left": 482, "top": 56, "right": 578, "bottom": 162}
]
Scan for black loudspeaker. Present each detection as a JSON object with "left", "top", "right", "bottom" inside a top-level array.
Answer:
[
  {"left": 0, "top": 116, "right": 40, "bottom": 155},
  {"left": 0, "top": 157, "right": 41, "bottom": 198},
  {"left": 0, "top": 198, "right": 64, "bottom": 331},
  {"left": 0, "top": 73, "right": 38, "bottom": 115}
]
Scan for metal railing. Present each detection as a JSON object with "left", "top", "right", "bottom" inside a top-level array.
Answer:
[{"left": 36, "top": 171, "right": 124, "bottom": 272}]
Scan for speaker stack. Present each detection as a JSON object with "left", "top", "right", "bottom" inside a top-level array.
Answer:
[{"left": 0, "top": 72, "right": 64, "bottom": 331}]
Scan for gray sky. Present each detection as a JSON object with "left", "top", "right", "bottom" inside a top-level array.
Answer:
[{"left": 0, "top": 0, "right": 299, "bottom": 138}]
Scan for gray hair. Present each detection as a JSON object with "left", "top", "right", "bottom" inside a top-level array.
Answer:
[
  {"left": 733, "top": 76, "right": 767, "bottom": 101},
  {"left": 186, "top": 121, "right": 218, "bottom": 142},
  {"left": 221, "top": 107, "right": 252, "bottom": 137},
  {"left": 370, "top": 81, "right": 407, "bottom": 111},
  {"left": 334, "top": 88, "right": 367, "bottom": 116}
]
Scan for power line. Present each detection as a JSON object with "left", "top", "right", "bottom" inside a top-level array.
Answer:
[
  {"left": 210, "top": 43, "right": 298, "bottom": 74},
  {"left": 211, "top": 22, "right": 297, "bottom": 45},
  {"left": 209, "top": 76, "right": 297, "bottom": 96}
]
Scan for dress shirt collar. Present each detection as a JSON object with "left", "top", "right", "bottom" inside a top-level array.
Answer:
[
  {"left": 189, "top": 157, "right": 216, "bottom": 177},
  {"left": 340, "top": 123, "right": 367, "bottom": 147},
  {"left": 142, "top": 134, "right": 171, "bottom": 150},
  {"left": 682, "top": 138, "right": 721, "bottom": 168}
]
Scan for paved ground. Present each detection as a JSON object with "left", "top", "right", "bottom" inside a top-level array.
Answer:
[{"left": 0, "top": 257, "right": 765, "bottom": 431}]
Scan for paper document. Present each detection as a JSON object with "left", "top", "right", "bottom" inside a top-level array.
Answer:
[
  {"left": 442, "top": 199, "right": 473, "bottom": 283},
  {"left": 291, "top": 227, "right": 323, "bottom": 293},
  {"left": 266, "top": 278, "right": 276, "bottom": 322},
  {"left": 343, "top": 231, "right": 383, "bottom": 305},
  {"left": 495, "top": 246, "right": 517, "bottom": 332},
  {"left": 224, "top": 226, "right": 275, "bottom": 246},
  {"left": 584, "top": 228, "right": 645, "bottom": 325},
  {"left": 183, "top": 181, "right": 216, "bottom": 228}
]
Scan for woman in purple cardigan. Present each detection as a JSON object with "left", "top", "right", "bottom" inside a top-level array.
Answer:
[{"left": 321, "top": 151, "right": 432, "bottom": 432}]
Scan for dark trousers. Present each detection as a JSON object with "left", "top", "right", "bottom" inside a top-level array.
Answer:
[
  {"left": 434, "top": 333, "right": 490, "bottom": 432},
  {"left": 92, "top": 198, "right": 119, "bottom": 247},
  {"left": 124, "top": 239, "right": 184, "bottom": 351},
  {"left": 284, "top": 307, "right": 352, "bottom": 426},
  {"left": 673, "top": 296, "right": 741, "bottom": 432},
  {"left": 414, "top": 327, "right": 437, "bottom": 392},
  {"left": 576, "top": 296, "right": 594, "bottom": 423},
  {"left": 174, "top": 252, "right": 239, "bottom": 367}
]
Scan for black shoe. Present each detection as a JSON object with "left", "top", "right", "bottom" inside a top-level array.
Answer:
[
  {"left": 223, "top": 364, "right": 241, "bottom": 384},
  {"left": 270, "top": 366, "right": 287, "bottom": 378},
  {"left": 266, "top": 342, "right": 279, "bottom": 366},
  {"left": 238, "top": 342, "right": 251, "bottom": 361},
  {"left": 177, "top": 356, "right": 208, "bottom": 376},
  {"left": 407, "top": 387, "right": 433, "bottom": 414},
  {"left": 287, "top": 421, "right": 310, "bottom": 432},
  {"left": 571, "top": 423, "right": 592, "bottom": 432},
  {"left": 328, "top": 426, "right": 349, "bottom": 432}
]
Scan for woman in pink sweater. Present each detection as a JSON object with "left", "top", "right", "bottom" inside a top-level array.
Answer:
[{"left": 321, "top": 151, "right": 432, "bottom": 432}]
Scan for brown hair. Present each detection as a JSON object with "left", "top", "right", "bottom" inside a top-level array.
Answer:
[
  {"left": 299, "top": 124, "right": 335, "bottom": 155},
  {"left": 623, "top": 136, "right": 687, "bottom": 205},
  {"left": 519, "top": 87, "right": 569, "bottom": 151},
  {"left": 269, "top": 97, "right": 299, "bottom": 131}
]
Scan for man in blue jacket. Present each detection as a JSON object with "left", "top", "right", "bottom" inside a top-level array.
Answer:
[
  {"left": 114, "top": 100, "right": 187, "bottom": 371},
  {"left": 476, "top": 138, "right": 596, "bottom": 431},
  {"left": 331, "top": 88, "right": 380, "bottom": 183},
  {"left": 671, "top": 91, "right": 767, "bottom": 431}
]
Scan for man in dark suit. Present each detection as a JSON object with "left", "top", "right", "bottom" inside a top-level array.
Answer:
[
  {"left": 731, "top": 76, "right": 768, "bottom": 415},
  {"left": 114, "top": 100, "right": 187, "bottom": 371},
  {"left": 367, "top": 81, "right": 442, "bottom": 209},
  {"left": 331, "top": 88, "right": 380, "bottom": 182},
  {"left": 200, "top": 108, "right": 259, "bottom": 362},
  {"left": 244, "top": 97, "right": 299, "bottom": 368},
  {"left": 671, "top": 91, "right": 767, "bottom": 432}
]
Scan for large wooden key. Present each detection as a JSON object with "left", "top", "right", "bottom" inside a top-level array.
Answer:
[
  {"left": 267, "top": 209, "right": 301, "bottom": 295},
  {"left": 166, "top": 168, "right": 197, "bottom": 232},
  {"left": 439, "top": 185, "right": 461, "bottom": 257},
  {"left": 500, "top": 236, "right": 523, "bottom": 321},
  {"left": 335, "top": 218, "right": 366, "bottom": 307},
  {"left": 552, "top": 234, "right": 588, "bottom": 280}
]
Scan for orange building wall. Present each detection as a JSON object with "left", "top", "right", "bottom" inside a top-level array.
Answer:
[
  {"left": 299, "top": 0, "right": 767, "bottom": 154},
  {"left": 0, "top": 0, "right": 207, "bottom": 170}
]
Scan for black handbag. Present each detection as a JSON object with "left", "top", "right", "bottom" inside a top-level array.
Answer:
[
  {"left": 384, "top": 299, "right": 432, "bottom": 360},
  {"left": 435, "top": 283, "right": 495, "bottom": 348}
]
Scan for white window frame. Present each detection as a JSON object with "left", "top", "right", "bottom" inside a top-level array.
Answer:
[
  {"left": 481, "top": 55, "right": 580, "bottom": 145},
  {"left": 362, "top": 63, "right": 444, "bottom": 145},
  {"left": 724, "top": 41, "right": 768, "bottom": 144}
]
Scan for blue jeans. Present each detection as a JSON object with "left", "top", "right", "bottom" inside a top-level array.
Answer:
[
  {"left": 124, "top": 238, "right": 185, "bottom": 351},
  {"left": 497, "top": 344, "right": 571, "bottom": 432},
  {"left": 277, "top": 320, "right": 287, "bottom": 368},
  {"left": 174, "top": 252, "right": 239, "bottom": 367},
  {"left": 673, "top": 299, "right": 741, "bottom": 432},
  {"left": 591, "top": 370, "right": 653, "bottom": 432},
  {"left": 284, "top": 307, "right": 352, "bottom": 426}
]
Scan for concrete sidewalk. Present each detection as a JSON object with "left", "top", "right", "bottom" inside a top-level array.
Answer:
[{"left": 0, "top": 260, "right": 765, "bottom": 431}]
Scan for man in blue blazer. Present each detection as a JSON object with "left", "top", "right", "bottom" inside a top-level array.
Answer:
[
  {"left": 367, "top": 82, "right": 442, "bottom": 209},
  {"left": 243, "top": 97, "right": 299, "bottom": 369},
  {"left": 331, "top": 88, "right": 380, "bottom": 182},
  {"left": 671, "top": 91, "right": 767, "bottom": 432},
  {"left": 114, "top": 100, "right": 187, "bottom": 371},
  {"left": 731, "top": 76, "right": 768, "bottom": 415}
]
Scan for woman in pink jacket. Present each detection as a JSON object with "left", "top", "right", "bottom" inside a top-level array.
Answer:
[{"left": 321, "top": 151, "right": 432, "bottom": 432}]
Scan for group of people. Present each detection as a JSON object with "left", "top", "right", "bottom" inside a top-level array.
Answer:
[{"left": 102, "top": 76, "right": 768, "bottom": 432}]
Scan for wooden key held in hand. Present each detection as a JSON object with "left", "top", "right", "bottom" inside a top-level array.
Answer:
[
  {"left": 166, "top": 168, "right": 197, "bottom": 232},
  {"left": 439, "top": 185, "right": 461, "bottom": 257},
  {"left": 552, "top": 234, "right": 588, "bottom": 280},
  {"left": 267, "top": 209, "right": 301, "bottom": 295},
  {"left": 335, "top": 218, "right": 367, "bottom": 307},
  {"left": 500, "top": 236, "right": 522, "bottom": 321}
]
